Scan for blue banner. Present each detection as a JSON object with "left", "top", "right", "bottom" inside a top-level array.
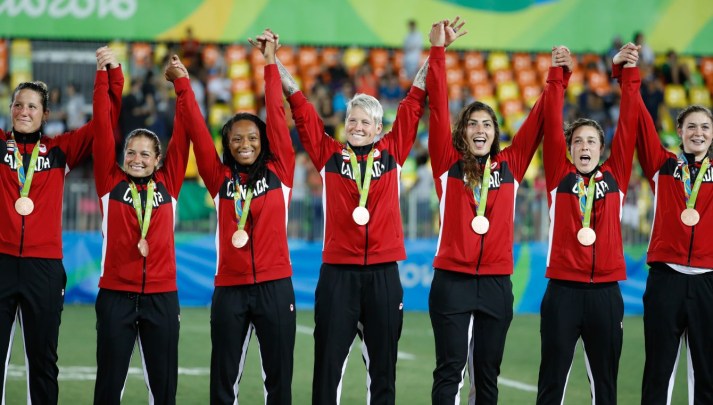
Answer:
[{"left": 62, "top": 232, "right": 649, "bottom": 314}]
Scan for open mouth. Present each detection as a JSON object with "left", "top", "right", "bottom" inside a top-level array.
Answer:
[
  {"left": 579, "top": 154, "right": 591, "bottom": 164},
  {"left": 472, "top": 136, "right": 487, "bottom": 148}
]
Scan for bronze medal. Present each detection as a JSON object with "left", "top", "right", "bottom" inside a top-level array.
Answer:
[
  {"left": 577, "top": 227, "right": 596, "bottom": 246},
  {"left": 137, "top": 238, "right": 149, "bottom": 257},
  {"left": 680, "top": 208, "right": 700, "bottom": 227},
  {"left": 232, "top": 229, "right": 249, "bottom": 248},
  {"left": 471, "top": 216, "right": 490, "bottom": 235},
  {"left": 14, "top": 197, "right": 34, "bottom": 216},
  {"left": 352, "top": 206, "right": 370, "bottom": 225}
]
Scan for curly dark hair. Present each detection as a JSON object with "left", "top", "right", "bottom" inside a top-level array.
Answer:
[
  {"left": 221, "top": 113, "right": 273, "bottom": 190},
  {"left": 452, "top": 101, "right": 501, "bottom": 189}
]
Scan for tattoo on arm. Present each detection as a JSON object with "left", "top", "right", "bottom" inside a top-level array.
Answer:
[
  {"left": 413, "top": 57, "right": 429, "bottom": 90},
  {"left": 276, "top": 59, "right": 300, "bottom": 96}
]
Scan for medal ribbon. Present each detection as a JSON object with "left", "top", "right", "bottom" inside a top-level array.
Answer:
[
  {"left": 472, "top": 157, "right": 491, "bottom": 217},
  {"left": 576, "top": 173, "right": 597, "bottom": 228},
  {"left": 348, "top": 146, "right": 376, "bottom": 209},
  {"left": 679, "top": 154, "right": 710, "bottom": 209},
  {"left": 11, "top": 133, "right": 41, "bottom": 198},
  {"left": 128, "top": 180, "right": 155, "bottom": 239},
  {"left": 233, "top": 175, "right": 254, "bottom": 231}
]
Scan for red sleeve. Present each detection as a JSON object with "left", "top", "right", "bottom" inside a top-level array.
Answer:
[
  {"left": 264, "top": 64, "right": 295, "bottom": 187},
  {"left": 161, "top": 77, "right": 192, "bottom": 198},
  {"left": 501, "top": 68, "right": 564, "bottom": 182},
  {"left": 607, "top": 66, "right": 641, "bottom": 190},
  {"left": 384, "top": 83, "right": 426, "bottom": 165},
  {"left": 288, "top": 91, "right": 343, "bottom": 171},
  {"left": 542, "top": 67, "right": 568, "bottom": 198},
  {"left": 426, "top": 46, "right": 457, "bottom": 177},
  {"left": 178, "top": 77, "right": 225, "bottom": 197},
  {"left": 92, "top": 70, "right": 117, "bottom": 196},
  {"left": 635, "top": 89, "right": 670, "bottom": 182}
]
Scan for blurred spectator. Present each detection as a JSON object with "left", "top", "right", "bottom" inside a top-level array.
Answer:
[
  {"left": 310, "top": 83, "right": 337, "bottom": 136},
  {"left": 45, "top": 87, "right": 66, "bottom": 136},
  {"left": 332, "top": 81, "right": 354, "bottom": 123},
  {"left": 354, "top": 64, "right": 378, "bottom": 97},
  {"left": 634, "top": 31, "right": 655, "bottom": 67},
  {"left": 605, "top": 36, "right": 624, "bottom": 74},
  {"left": 402, "top": 19, "right": 423, "bottom": 80},
  {"left": 378, "top": 71, "right": 404, "bottom": 110},
  {"left": 640, "top": 68, "right": 665, "bottom": 130},
  {"left": 180, "top": 26, "right": 201, "bottom": 69},
  {"left": 64, "top": 82, "right": 87, "bottom": 130},
  {"left": 661, "top": 49, "right": 690, "bottom": 85}
]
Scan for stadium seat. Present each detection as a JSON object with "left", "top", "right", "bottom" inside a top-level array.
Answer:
[
  {"left": 131, "top": 43, "right": 152, "bottom": 68},
  {"left": 466, "top": 68, "right": 489, "bottom": 86},
  {"left": 225, "top": 45, "right": 247, "bottom": 64},
  {"left": 535, "top": 53, "right": 551, "bottom": 75},
  {"left": 516, "top": 68, "right": 537, "bottom": 87},
  {"left": 445, "top": 52, "right": 460, "bottom": 70},
  {"left": 228, "top": 61, "right": 250, "bottom": 79},
  {"left": 202, "top": 44, "right": 220, "bottom": 69},
  {"left": 497, "top": 81, "right": 520, "bottom": 102},
  {"left": 521, "top": 83, "right": 542, "bottom": 107},
  {"left": 0, "top": 40, "right": 6, "bottom": 80},
  {"left": 664, "top": 84, "right": 688, "bottom": 108},
  {"left": 463, "top": 51, "right": 484, "bottom": 70},
  {"left": 471, "top": 83, "right": 494, "bottom": 99},
  {"left": 492, "top": 69, "right": 514, "bottom": 85},
  {"left": 298, "top": 46, "right": 319, "bottom": 69},
  {"left": 369, "top": 48, "right": 390, "bottom": 76},
  {"left": 343, "top": 46, "right": 367, "bottom": 74},
  {"left": 487, "top": 51, "right": 510, "bottom": 73},
  {"left": 567, "top": 82, "right": 585, "bottom": 104},
  {"left": 320, "top": 47, "right": 341, "bottom": 67},
  {"left": 233, "top": 91, "right": 256, "bottom": 111},
  {"left": 392, "top": 49, "right": 404, "bottom": 71},
  {"left": 276, "top": 45, "right": 296, "bottom": 66},
  {"left": 581, "top": 53, "right": 603, "bottom": 72},
  {"left": 446, "top": 68, "right": 465, "bottom": 87},
  {"left": 700, "top": 57, "right": 713, "bottom": 77},
  {"left": 512, "top": 53, "right": 532, "bottom": 72},
  {"left": 230, "top": 78, "right": 251, "bottom": 94},
  {"left": 586, "top": 70, "right": 611, "bottom": 96},
  {"left": 688, "top": 86, "right": 711, "bottom": 107}
]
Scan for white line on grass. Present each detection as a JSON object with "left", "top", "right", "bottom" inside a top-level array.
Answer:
[
  {"left": 6, "top": 365, "right": 210, "bottom": 381},
  {"left": 498, "top": 377, "right": 537, "bottom": 392}
]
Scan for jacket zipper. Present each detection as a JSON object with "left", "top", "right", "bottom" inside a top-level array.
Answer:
[
  {"left": 364, "top": 219, "right": 369, "bottom": 266},
  {"left": 18, "top": 141, "right": 28, "bottom": 256},
  {"left": 141, "top": 258, "right": 147, "bottom": 294},
  {"left": 687, "top": 223, "right": 695, "bottom": 266},
  {"left": 590, "top": 205, "right": 596, "bottom": 283},
  {"left": 475, "top": 236, "right": 484, "bottom": 275}
]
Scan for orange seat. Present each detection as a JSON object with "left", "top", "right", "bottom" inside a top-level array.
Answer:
[
  {"left": 202, "top": 44, "right": 220, "bottom": 69},
  {"left": 581, "top": 53, "right": 603, "bottom": 72},
  {"left": 512, "top": 53, "right": 532, "bottom": 72},
  {"left": 463, "top": 51, "right": 484, "bottom": 70},
  {"left": 449, "top": 85, "right": 463, "bottom": 100},
  {"left": 131, "top": 43, "right": 152, "bottom": 68},
  {"left": 492, "top": 69, "right": 514, "bottom": 85},
  {"left": 500, "top": 99, "right": 524, "bottom": 117},
  {"left": 587, "top": 71, "right": 611, "bottom": 96},
  {"left": 298, "top": 46, "right": 319, "bottom": 69},
  {"left": 369, "top": 48, "right": 390, "bottom": 69},
  {"left": 225, "top": 45, "right": 246, "bottom": 64},
  {"left": 521, "top": 83, "right": 542, "bottom": 107},
  {"left": 320, "top": 47, "right": 341, "bottom": 67},
  {"left": 447, "top": 68, "right": 465, "bottom": 86},
  {"left": 277, "top": 46, "right": 295, "bottom": 66},
  {"left": 470, "top": 83, "right": 494, "bottom": 99},
  {"left": 231, "top": 78, "right": 251, "bottom": 94},
  {"left": 467, "top": 68, "right": 489, "bottom": 86},
  {"left": 392, "top": 49, "right": 404, "bottom": 71},
  {"left": 445, "top": 52, "right": 460, "bottom": 70},
  {"left": 535, "top": 53, "right": 551, "bottom": 75},
  {"left": 700, "top": 57, "right": 713, "bottom": 78},
  {"left": 516, "top": 69, "right": 537, "bottom": 87}
]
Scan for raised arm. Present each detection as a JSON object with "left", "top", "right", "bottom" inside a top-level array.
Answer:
[
  {"left": 92, "top": 54, "right": 117, "bottom": 197},
  {"left": 259, "top": 31, "right": 296, "bottom": 186},
  {"left": 161, "top": 56, "right": 192, "bottom": 197},
  {"left": 608, "top": 44, "right": 642, "bottom": 190},
  {"left": 426, "top": 20, "right": 456, "bottom": 176},
  {"left": 542, "top": 47, "right": 569, "bottom": 197}
]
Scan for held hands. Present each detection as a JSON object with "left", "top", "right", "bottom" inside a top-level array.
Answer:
[
  {"left": 613, "top": 42, "right": 640, "bottom": 68},
  {"left": 445, "top": 16, "right": 467, "bottom": 47},
  {"left": 248, "top": 28, "right": 279, "bottom": 63},
  {"left": 430, "top": 20, "right": 446, "bottom": 47},
  {"left": 551, "top": 45, "right": 573, "bottom": 72},
  {"left": 164, "top": 55, "right": 188, "bottom": 82},
  {"left": 96, "top": 46, "right": 119, "bottom": 71}
]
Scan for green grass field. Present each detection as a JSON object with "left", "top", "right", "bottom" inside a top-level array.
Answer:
[{"left": 5, "top": 306, "right": 690, "bottom": 404}]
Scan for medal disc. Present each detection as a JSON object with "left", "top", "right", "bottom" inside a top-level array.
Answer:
[
  {"left": 681, "top": 208, "right": 700, "bottom": 227},
  {"left": 232, "top": 229, "right": 249, "bottom": 248},
  {"left": 137, "top": 238, "right": 149, "bottom": 257},
  {"left": 15, "top": 197, "right": 34, "bottom": 216},
  {"left": 471, "top": 216, "right": 490, "bottom": 235},
  {"left": 352, "top": 206, "right": 370, "bottom": 225},
  {"left": 577, "top": 227, "right": 596, "bottom": 246}
]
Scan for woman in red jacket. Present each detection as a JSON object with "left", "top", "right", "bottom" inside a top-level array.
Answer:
[
  {"left": 537, "top": 45, "right": 641, "bottom": 404},
  {"left": 0, "top": 47, "right": 122, "bottom": 404},
  {"left": 91, "top": 56, "right": 191, "bottom": 405},
  {"left": 426, "top": 24, "right": 571, "bottom": 403},
  {"left": 633, "top": 77, "right": 713, "bottom": 403},
  {"left": 183, "top": 32, "right": 295, "bottom": 404}
]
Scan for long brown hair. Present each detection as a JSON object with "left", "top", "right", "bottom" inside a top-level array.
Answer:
[{"left": 452, "top": 101, "right": 501, "bottom": 189}]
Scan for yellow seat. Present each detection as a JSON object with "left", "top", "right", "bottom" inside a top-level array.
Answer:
[
  {"left": 664, "top": 84, "right": 688, "bottom": 108},
  {"left": 487, "top": 51, "right": 510, "bottom": 73},
  {"left": 497, "top": 81, "right": 520, "bottom": 102},
  {"left": 688, "top": 86, "right": 711, "bottom": 107}
]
